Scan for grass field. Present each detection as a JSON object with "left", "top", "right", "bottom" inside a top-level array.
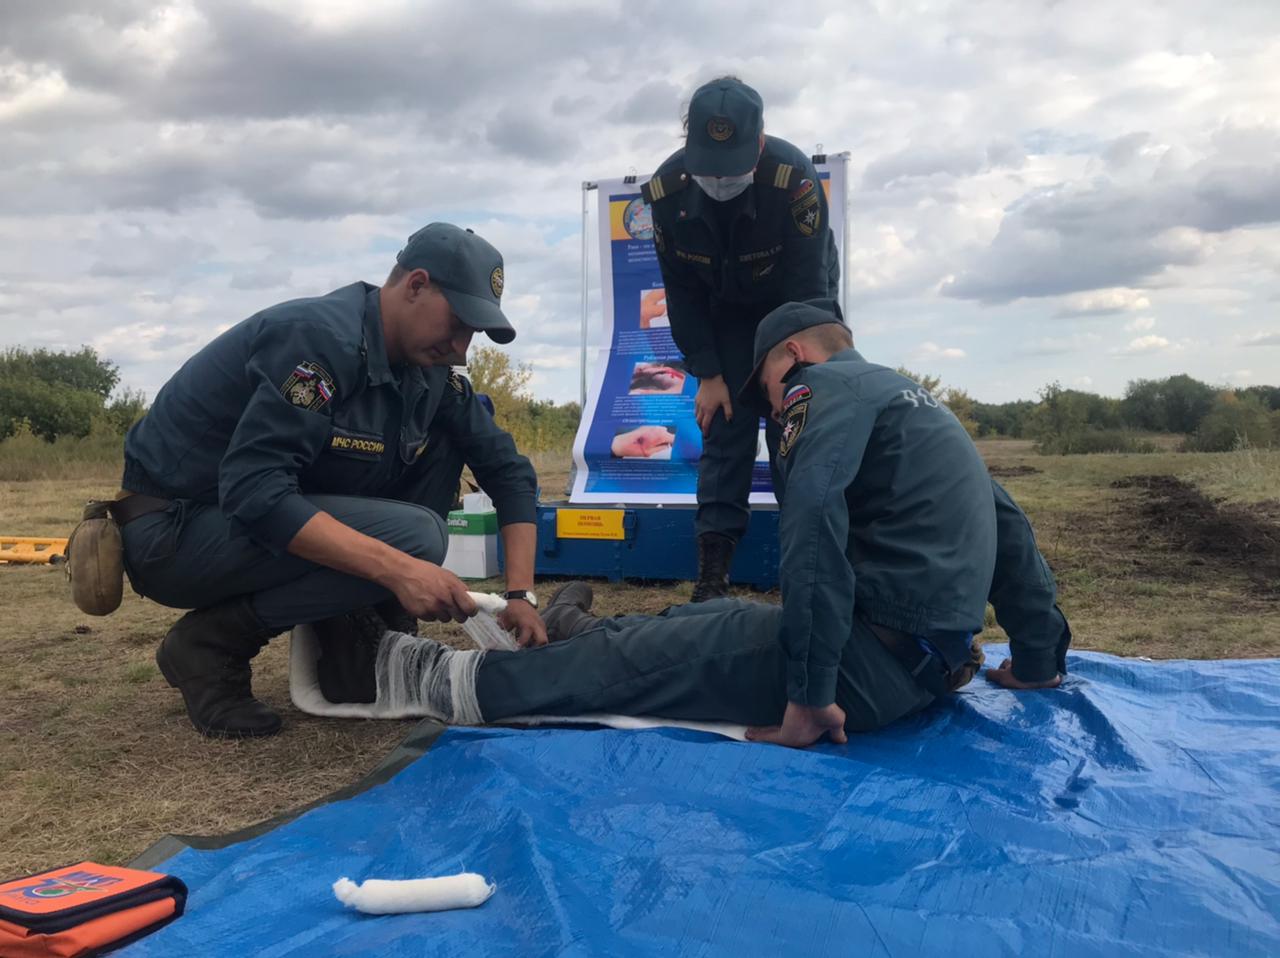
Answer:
[{"left": 1, "top": 443, "right": 1277, "bottom": 877}]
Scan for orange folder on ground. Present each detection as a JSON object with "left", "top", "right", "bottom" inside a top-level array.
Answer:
[{"left": 0, "top": 862, "right": 186, "bottom": 957}]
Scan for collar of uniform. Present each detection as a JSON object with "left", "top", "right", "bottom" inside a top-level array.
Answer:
[
  {"left": 361, "top": 283, "right": 395, "bottom": 386},
  {"left": 830, "top": 347, "right": 864, "bottom": 364},
  {"left": 680, "top": 176, "right": 757, "bottom": 224}
]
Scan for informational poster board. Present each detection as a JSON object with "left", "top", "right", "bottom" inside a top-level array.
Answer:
[{"left": 570, "top": 158, "right": 847, "bottom": 504}]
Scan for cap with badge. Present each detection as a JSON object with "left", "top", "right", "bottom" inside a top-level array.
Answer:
[
  {"left": 396, "top": 223, "right": 515, "bottom": 344},
  {"left": 684, "top": 78, "right": 765, "bottom": 177},
  {"left": 739, "top": 299, "right": 847, "bottom": 411}
]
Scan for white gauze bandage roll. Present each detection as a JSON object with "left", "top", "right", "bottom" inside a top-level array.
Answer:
[
  {"left": 332, "top": 874, "right": 496, "bottom": 914},
  {"left": 462, "top": 592, "right": 520, "bottom": 651}
]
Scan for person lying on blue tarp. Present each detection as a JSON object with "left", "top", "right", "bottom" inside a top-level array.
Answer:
[{"left": 322, "top": 300, "right": 1071, "bottom": 749}]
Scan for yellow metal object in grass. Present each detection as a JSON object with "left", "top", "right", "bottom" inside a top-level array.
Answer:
[{"left": 0, "top": 536, "right": 69, "bottom": 564}]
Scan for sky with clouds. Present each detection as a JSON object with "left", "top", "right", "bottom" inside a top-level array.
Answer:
[{"left": 1, "top": 0, "right": 1278, "bottom": 405}]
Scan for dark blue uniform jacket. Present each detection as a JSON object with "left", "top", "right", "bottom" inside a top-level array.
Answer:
[
  {"left": 123, "top": 283, "right": 536, "bottom": 553},
  {"left": 775, "top": 349, "right": 1070, "bottom": 705},
  {"left": 644, "top": 135, "right": 841, "bottom": 379}
]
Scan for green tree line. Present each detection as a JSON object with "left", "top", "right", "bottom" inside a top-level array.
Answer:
[
  {"left": 3, "top": 345, "right": 1275, "bottom": 457},
  {"left": 971, "top": 375, "right": 1280, "bottom": 454},
  {"left": 0, "top": 347, "right": 146, "bottom": 441}
]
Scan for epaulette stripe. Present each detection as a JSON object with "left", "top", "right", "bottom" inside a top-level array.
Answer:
[
  {"left": 774, "top": 163, "right": 793, "bottom": 189},
  {"left": 647, "top": 177, "right": 665, "bottom": 202}
]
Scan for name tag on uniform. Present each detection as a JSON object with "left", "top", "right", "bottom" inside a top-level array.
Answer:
[
  {"left": 328, "top": 427, "right": 386, "bottom": 460},
  {"left": 674, "top": 248, "right": 712, "bottom": 265}
]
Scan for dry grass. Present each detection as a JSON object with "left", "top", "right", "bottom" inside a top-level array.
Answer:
[
  {"left": 1187, "top": 446, "right": 1280, "bottom": 505},
  {"left": 1, "top": 442, "right": 1277, "bottom": 878}
]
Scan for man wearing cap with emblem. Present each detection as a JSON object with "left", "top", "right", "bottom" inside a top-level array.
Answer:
[
  {"left": 352, "top": 300, "right": 1070, "bottom": 749},
  {"left": 642, "top": 76, "right": 841, "bottom": 602},
  {"left": 114, "top": 223, "right": 546, "bottom": 739}
]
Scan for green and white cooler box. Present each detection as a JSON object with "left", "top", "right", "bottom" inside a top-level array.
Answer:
[{"left": 443, "top": 492, "right": 499, "bottom": 579}]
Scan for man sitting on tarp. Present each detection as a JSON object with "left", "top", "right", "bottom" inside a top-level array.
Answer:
[{"left": 325, "top": 299, "right": 1070, "bottom": 748}]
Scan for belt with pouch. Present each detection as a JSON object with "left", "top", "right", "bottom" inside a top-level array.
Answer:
[
  {"left": 107, "top": 491, "right": 173, "bottom": 526},
  {"left": 862, "top": 617, "right": 983, "bottom": 696}
]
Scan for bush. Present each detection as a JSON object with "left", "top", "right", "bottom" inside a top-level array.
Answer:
[
  {"left": 0, "top": 376, "right": 104, "bottom": 441},
  {"left": 0, "top": 419, "right": 125, "bottom": 481},
  {"left": 1035, "top": 428, "right": 1157, "bottom": 456},
  {"left": 1183, "top": 393, "right": 1276, "bottom": 452}
]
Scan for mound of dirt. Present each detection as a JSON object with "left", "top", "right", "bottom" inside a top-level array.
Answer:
[
  {"left": 988, "top": 464, "right": 1042, "bottom": 478},
  {"left": 1112, "top": 475, "right": 1280, "bottom": 596}
]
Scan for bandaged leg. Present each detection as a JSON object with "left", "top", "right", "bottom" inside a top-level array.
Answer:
[{"left": 374, "top": 631, "right": 485, "bottom": 724}]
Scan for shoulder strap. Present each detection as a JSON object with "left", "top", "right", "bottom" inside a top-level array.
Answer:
[
  {"left": 641, "top": 169, "right": 689, "bottom": 203},
  {"left": 755, "top": 156, "right": 803, "bottom": 191}
]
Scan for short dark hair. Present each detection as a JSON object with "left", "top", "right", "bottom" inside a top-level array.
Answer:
[
  {"left": 766, "top": 323, "right": 853, "bottom": 364},
  {"left": 385, "top": 262, "right": 409, "bottom": 286}
]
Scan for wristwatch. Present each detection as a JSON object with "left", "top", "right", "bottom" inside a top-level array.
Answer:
[{"left": 503, "top": 589, "right": 538, "bottom": 609}]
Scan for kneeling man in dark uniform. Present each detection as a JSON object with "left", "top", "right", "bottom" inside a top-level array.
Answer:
[
  {"left": 329, "top": 300, "right": 1069, "bottom": 748},
  {"left": 117, "top": 224, "right": 545, "bottom": 739}
]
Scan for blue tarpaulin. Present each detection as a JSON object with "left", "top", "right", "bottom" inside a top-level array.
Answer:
[{"left": 121, "top": 648, "right": 1280, "bottom": 957}]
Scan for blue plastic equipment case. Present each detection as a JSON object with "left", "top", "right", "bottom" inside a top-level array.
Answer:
[{"left": 500, "top": 502, "right": 779, "bottom": 587}]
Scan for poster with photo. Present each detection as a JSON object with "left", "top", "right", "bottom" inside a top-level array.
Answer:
[{"left": 570, "top": 160, "right": 846, "bottom": 504}]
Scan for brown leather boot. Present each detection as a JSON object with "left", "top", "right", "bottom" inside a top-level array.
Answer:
[
  {"left": 155, "top": 596, "right": 283, "bottom": 738},
  {"left": 690, "top": 533, "right": 735, "bottom": 602},
  {"left": 541, "top": 582, "right": 602, "bottom": 642}
]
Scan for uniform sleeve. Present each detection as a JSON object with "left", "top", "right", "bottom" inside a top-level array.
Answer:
[
  {"left": 654, "top": 221, "right": 719, "bottom": 379},
  {"left": 779, "top": 158, "right": 839, "bottom": 303},
  {"left": 776, "top": 377, "right": 874, "bottom": 707},
  {"left": 988, "top": 479, "right": 1073, "bottom": 682},
  {"left": 218, "top": 322, "right": 352, "bottom": 553},
  {"left": 432, "top": 374, "right": 537, "bottom": 528}
]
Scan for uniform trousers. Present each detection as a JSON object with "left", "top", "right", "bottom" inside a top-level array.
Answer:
[
  {"left": 475, "top": 598, "right": 936, "bottom": 733},
  {"left": 696, "top": 310, "right": 782, "bottom": 542},
  {"left": 121, "top": 432, "right": 465, "bottom": 630}
]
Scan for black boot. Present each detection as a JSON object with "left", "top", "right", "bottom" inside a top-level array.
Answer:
[
  {"left": 312, "top": 606, "right": 387, "bottom": 705},
  {"left": 690, "top": 532, "right": 735, "bottom": 602},
  {"left": 541, "top": 582, "right": 603, "bottom": 642},
  {"left": 155, "top": 596, "right": 284, "bottom": 738},
  {"left": 374, "top": 597, "right": 418, "bottom": 636}
]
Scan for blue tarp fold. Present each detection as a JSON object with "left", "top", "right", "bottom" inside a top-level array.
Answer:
[{"left": 121, "top": 648, "right": 1280, "bottom": 957}]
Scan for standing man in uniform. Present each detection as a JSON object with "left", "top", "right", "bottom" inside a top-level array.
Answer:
[
  {"left": 333, "top": 301, "right": 1069, "bottom": 747},
  {"left": 642, "top": 77, "right": 840, "bottom": 601},
  {"left": 116, "top": 223, "right": 545, "bottom": 739}
]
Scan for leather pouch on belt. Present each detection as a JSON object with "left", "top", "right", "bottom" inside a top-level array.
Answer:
[
  {"left": 66, "top": 501, "right": 124, "bottom": 616},
  {"left": 0, "top": 861, "right": 187, "bottom": 957}
]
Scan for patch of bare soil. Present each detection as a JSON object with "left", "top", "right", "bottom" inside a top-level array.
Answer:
[
  {"left": 1112, "top": 475, "right": 1280, "bottom": 597},
  {"left": 987, "top": 464, "right": 1042, "bottom": 478}
]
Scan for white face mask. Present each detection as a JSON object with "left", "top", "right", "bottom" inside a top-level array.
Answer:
[{"left": 692, "top": 171, "right": 754, "bottom": 202}]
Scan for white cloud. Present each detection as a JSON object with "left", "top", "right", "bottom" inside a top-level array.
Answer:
[
  {"left": 1113, "top": 334, "right": 1172, "bottom": 355},
  {"left": 1, "top": 0, "right": 1278, "bottom": 408},
  {"left": 1058, "top": 288, "right": 1152, "bottom": 317},
  {"left": 1074, "top": 376, "right": 1094, "bottom": 387},
  {"left": 911, "top": 341, "right": 966, "bottom": 362},
  {"left": 1240, "top": 331, "right": 1280, "bottom": 347}
]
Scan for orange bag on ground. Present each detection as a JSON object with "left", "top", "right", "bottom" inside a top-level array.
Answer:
[{"left": 0, "top": 862, "right": 186, "bottom": 957}]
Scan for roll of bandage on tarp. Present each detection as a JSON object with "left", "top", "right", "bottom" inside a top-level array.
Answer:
[{"left": 332, "top": 874, "right": 495, "bottom": 914}]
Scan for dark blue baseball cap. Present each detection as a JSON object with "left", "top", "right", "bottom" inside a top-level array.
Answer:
[
  {"left": 739, "top": 299, "right": 847, "bottom": 412},
  {"left": 396, "top": 223, "right": 515, "bottom": 344},
  {"left": 684, "top": 78, "right": 765, "bottom": 177}
]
